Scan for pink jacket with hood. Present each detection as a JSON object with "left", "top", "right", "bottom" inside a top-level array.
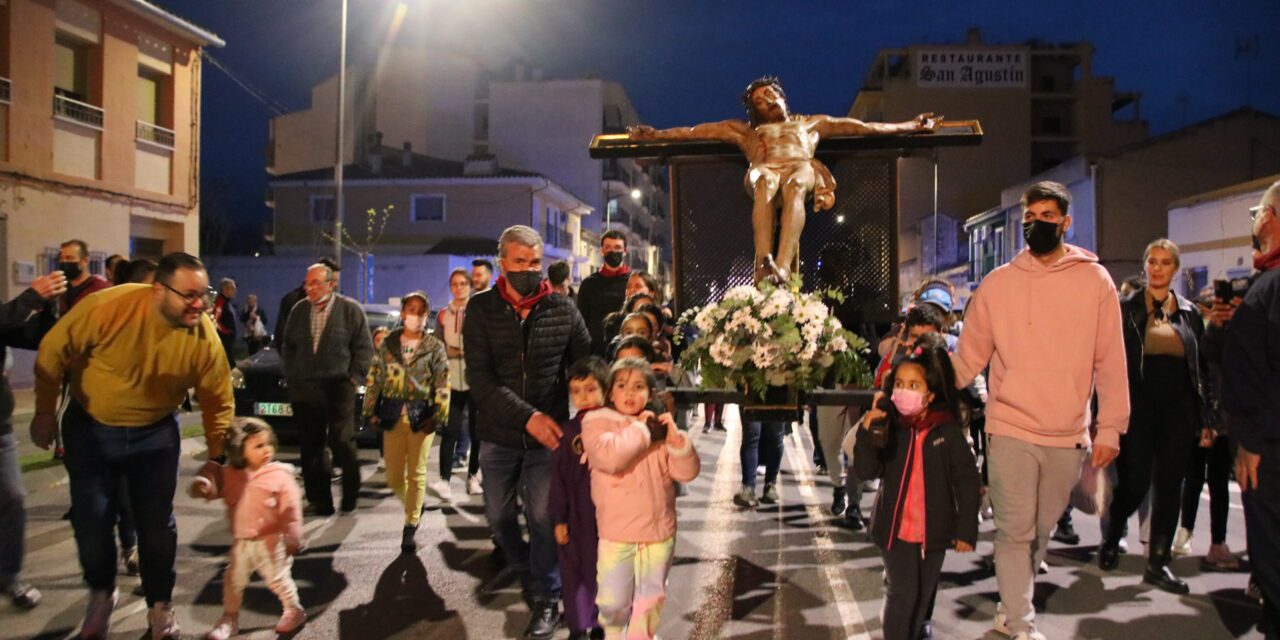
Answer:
[
  {"left": 953, "top": 245, "right": 1130, "bottom": 450},
  {"left": 196, "top": 461, "right": 304, "bottom": 548},
  {"left": 582, "top": 407, "right": 701, "bottom": 543}
]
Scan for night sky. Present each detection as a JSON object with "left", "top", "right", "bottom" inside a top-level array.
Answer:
[{"left": 156, "top": 0, "right": 1280, "bottom": 254}]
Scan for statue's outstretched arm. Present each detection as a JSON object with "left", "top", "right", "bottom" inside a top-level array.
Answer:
[
  {"left": 814, "top": 113, "right": 943, "bottom": 137},
  {"left": 628, "top": 120, "right": 748, "bottom": 145}
]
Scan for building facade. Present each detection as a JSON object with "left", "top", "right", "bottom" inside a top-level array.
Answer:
[
  {"left": 847, "top": 28, "right": 1147, "bottom": 291},
  {"left": 1167, "top": 174, "right": 1278, "bottom": 296},
  {"left": 268, "top": 147, "right": 593, "bottom": 302},
  {"left": 0, "top": 0, "right": 222, "bottom": 298},
  {"left": 965, "top": 109, "right": 1280, "bottom": 284},
  {"left": 265, "top": 57, "right": 670, "bottom": 281}
]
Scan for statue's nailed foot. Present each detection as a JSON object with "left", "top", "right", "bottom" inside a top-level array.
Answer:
[{"left": 754, "top": 255, "right": 789, "bottom": 286}]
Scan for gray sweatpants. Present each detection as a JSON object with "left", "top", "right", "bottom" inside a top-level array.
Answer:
[
  {"left": 987, "top": 434, "right": 1086, "bottom": 636},
  {"left": 815, "top": 405, "right": 858, "bottom": 487}
]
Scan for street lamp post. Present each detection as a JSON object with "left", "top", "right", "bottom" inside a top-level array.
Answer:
[{"left": 333, "top": 0, "right": 348, "bottom": 268}]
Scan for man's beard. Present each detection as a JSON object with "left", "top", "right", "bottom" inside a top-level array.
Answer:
[{"left": 749, "top": 103, "right": 786, "bottom": 127}]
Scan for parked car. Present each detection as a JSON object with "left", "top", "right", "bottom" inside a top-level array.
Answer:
[{"left": 229, "top": 303, "right": 411, "bottom": 445}]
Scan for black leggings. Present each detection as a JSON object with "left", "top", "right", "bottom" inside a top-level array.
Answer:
[
  {"left": 1106, "top": 355, "right": 1198, "bottom": 563},
  {"left": 1180, "top": 434, "right": 1232, "bottom": 544}
]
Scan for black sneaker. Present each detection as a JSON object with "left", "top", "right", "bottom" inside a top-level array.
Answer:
[
  {"left": 524, "top": 600, "right": 561, "bottom": 639},
  {"left": 1098, "top": 541, "right": 1121, "bottom": 571},
  {"left": 401, "top": 525, "right": 418, "bottom": 552},
  {"left": 830, "top": 486, "right": 847, "bottom": 517},
  {"left": 918, "top": 620, "right": 933, "bottom": 639},
  {"left": 843, "top": 508, "right": 866, "bottom": 531},
  {"left": 306, "top": 504, "right": 336, "bottom": 517},
  {"left": 1052, "top": 522, "right": 1080, "bottom": 545}
]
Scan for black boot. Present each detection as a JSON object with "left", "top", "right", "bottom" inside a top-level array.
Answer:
[
  {"left": 524, "top": 600, "right": 561, "bottom": 639},
  {"left": 1098, "top": 539, "right": 1122, "bottom": 571},
  {"left": 1052, "top": 510, "right": 1080, "bottom": 545},
  {"left": 401, "top": 525, "right": 418, "bottom": 552},
  {"left": 830, "top": 485, "right": 848, "bottom": 517}
]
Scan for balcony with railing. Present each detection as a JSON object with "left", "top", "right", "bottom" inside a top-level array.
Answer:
[
  {"left": 136, "top": 120, "right": 175, "bottom": 149},
  {"left": 53, "top": 94, "right": 104, "bottom": 130},
  {"left": 0, "top": 77, "right": 10, "bottom": 104}
]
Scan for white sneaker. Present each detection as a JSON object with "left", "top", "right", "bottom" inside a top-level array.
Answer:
[
  {"left": 1172, "top": 527, "right": 1193, "bottom": 556},
  {"left": 377, "top": 457, "right": 386, "bottom": 470},
  {"left": 78, "top": 589, "right": 117, "bottom": 640},
  {"left": 148, "top": 601, "right": 180, "bottom": 640},
  {"left": 993, "top": 602, "right": 1011, "bottom": 636},
  {"left": 205, "top": 613, "right": 238, "bottom": 640},
  {"left": 428, "top": 480, "right": 452, "bottom": 503},
  {"left": 467, "top": 474, "right": 483, "bottom": 495}
]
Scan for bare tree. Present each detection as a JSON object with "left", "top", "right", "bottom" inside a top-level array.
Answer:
[{"left": 323, "top": 204, "right": 393, "bottom": 303}]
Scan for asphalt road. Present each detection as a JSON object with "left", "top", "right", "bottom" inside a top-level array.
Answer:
[{"left": 4, "top": 407, "right": 1265, "bottom": 639}]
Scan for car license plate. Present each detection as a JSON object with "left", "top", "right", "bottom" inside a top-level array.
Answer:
[{"left": 255, "top": 402, "right": 293, "bottom": 417}]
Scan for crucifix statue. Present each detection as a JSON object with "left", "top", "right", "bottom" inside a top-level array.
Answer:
[{"left": 629, "top": 76, "right": 942, "bottom": 284}]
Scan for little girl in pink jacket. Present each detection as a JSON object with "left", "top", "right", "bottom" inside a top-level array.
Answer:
[
  {"left": 189, "top": 418, "right": 305, "bottom": 640},
  {"left": 582, "top": 358, "right": 700, "bottom": 640}
]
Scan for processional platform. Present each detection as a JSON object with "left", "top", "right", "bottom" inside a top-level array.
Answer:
[{"left": 590, "top": 121, "right": 982, "bottom": 328}]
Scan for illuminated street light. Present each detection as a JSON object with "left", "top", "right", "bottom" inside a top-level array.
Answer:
[
  {"left": 836, "top": 214, "right": 846, "bottom": 223},
  {"left": 630, "top": 188, "right": 642, "bottom": 201}
]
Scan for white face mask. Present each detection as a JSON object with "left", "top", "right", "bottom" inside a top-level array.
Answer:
[{"left": 402, "top": 314, "right": 424, "bottom": 333}]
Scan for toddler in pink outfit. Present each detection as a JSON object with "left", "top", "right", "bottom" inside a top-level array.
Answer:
[
  {"left": 189, "top": 418, "right": 306, "bottom": 639},
  {"left": 582, "top": 358, "right": 700, "bottom": 640}
]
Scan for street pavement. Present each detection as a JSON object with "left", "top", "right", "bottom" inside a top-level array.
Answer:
[{"left": 2, "top": 404, "right": 1266, "bottom": 639}]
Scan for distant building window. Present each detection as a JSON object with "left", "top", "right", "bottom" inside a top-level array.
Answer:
[
  {"left": 1037, "top": 75, "right": 1056, "bottom": 93},
  {"left": 310, "top": 195, "right": 336, "bottom": 223},
  {"left": 136, "top": 67, "right": 162, "bottom": 125},
  {"left": 411, "top": 194, "right": 445, "bottom": 222},
  {"left": 1041, "top": 116, "right": 1062, "bottom": 134}
]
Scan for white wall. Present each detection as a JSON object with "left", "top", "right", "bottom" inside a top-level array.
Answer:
[{"left": 1168, "top": 187, "right": 1261, "bottom": 294}]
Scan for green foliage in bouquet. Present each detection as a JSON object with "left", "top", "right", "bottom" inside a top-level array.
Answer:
[{"left": 674, "top": 278, "right": 873, "bottom": 400}]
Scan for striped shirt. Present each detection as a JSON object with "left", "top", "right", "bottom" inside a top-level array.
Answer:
[{"left": 310, "top": 296, "right": 335, "bottom": 353}]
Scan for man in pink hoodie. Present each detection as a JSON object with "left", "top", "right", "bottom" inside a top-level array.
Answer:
[{"left": 953, "top": 181, "right": 1129, "bottom": 640}]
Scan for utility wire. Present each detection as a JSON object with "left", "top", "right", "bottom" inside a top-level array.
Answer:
[{"left": 201, "top": 51, "right": 290, "bottom": 116}]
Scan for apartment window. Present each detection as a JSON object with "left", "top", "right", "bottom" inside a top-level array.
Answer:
[
  {"left": 310, "top": 195, "right": 336, "bottom": 223},
  {"left": 136, "top": 68, "right": 161, "bottom": 125},
  {"left": 54, "top": 34, "right": 90, "bottom": 102},
  {"left": 1041, "top": 116, "right": 1062, "bottom": 135},
  {"left": 1036, "top": 75, "right": 1056, "bottom": 93},
  {"left": 411, "top": 194, "right": 445, "bottom": 222}
]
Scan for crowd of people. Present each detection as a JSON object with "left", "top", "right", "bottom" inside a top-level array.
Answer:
[{"left": 0, "top": 178, "right": 1278, "bottom": 640}]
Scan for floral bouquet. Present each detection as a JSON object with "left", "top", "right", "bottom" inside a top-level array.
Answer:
[{"left": 675, "top": 280, "right": 873, "bottom": 400}]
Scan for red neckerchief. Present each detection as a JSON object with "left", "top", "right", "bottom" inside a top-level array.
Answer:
[
  {"left": 599, "top": 264, "right": 631, "bottom": 278},
  {"left": 1255, "top": 245, "right": 1280, "bottom": 272},
  {"left": 902, "top": 408, "right": 952, "bottom": 432},
  {"left": 496, "top": 276, "right": 553, "bottom": 312}
]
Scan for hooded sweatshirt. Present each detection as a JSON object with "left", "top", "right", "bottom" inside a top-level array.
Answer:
[
  {"left": 952, "top": 245, "right": 1130, "bottom": 450},
  {"left": 196, "top": 461, "right": 303, "bottom": 548}
]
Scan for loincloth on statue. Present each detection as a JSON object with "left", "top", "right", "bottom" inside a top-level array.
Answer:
[{"left": 743, "top": 158, "right": 836, "bottom": 211}]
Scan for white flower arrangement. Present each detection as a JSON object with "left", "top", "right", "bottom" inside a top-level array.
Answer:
[{"left": 675, "top": 279, "right": 872, "bottom": 398}]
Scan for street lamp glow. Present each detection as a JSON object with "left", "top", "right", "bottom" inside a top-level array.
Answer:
[
  {"left": 630, "top": 188, "right": 642, "bottom": 201},
  {"left": 836, "top": 214, "right": 846, "bottom": 223}
]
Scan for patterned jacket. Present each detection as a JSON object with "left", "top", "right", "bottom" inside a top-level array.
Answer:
[{"left": 361, "top": 328, "right": 450, "bottom": 432}]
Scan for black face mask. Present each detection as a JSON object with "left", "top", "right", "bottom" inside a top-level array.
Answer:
[
  {"left": 603, "top": 251, "right": 625, "bottom": 268},
  {"left": 1022, "top": 219, "right": 1063, "bottom": 255},
  {"left": 59, "top": 261, "right": 83, "bottom": 281},
  {"left": 507, "top": 270, "right": 543, "bottom": 297}
]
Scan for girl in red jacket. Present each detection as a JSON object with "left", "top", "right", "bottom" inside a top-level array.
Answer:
[
  {"left": 854, "top": 334, "right": 981, "bottom": 640},
  {"left": 190, "top": 418, "right": 306, "bottom": 640}
]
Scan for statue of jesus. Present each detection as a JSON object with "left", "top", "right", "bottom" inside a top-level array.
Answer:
[{"left": 629, "top": 76, "right": 941, "bottom": 284}]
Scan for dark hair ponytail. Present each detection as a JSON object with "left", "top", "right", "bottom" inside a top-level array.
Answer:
[{"left": 883, "top": 332, "right": 965, "bottom": 425}]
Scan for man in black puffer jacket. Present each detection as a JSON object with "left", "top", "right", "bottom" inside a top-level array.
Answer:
[{"left": 464, "top": 225, "right": 591, "bottom": 640}]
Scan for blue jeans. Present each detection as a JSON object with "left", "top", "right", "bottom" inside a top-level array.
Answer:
[
  {"left": 480, "top": 440, "right": 560, "bottom": 603},
  {"left": 741, "top": 421, "right": 785, "bottom": 490},
  {"left": 63, "top": 401, "right": 180, "bottom": 605},
  {"left": 0, "top": 431, "right": 25, "bottom": 587}
]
